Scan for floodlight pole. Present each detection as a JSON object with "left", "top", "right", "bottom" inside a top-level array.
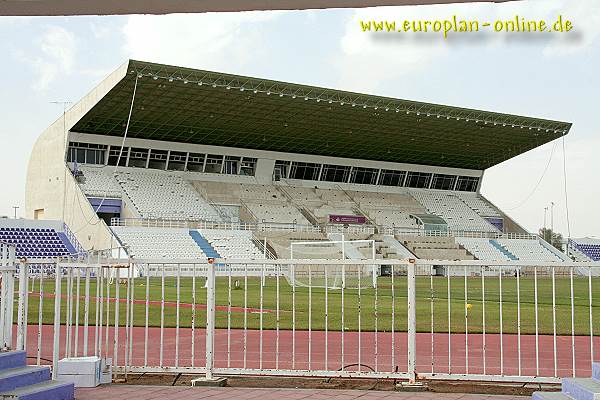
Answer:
[
  {"left": 12, "top": 206, "right": 19, "bottom": 219},
  {"left": 550, "top": 202, "right": 555, "bottom": 235}
]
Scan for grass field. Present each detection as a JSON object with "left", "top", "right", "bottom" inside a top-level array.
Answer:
[{"left": 21, "top": 275, "right": 600, "bottom": 335}]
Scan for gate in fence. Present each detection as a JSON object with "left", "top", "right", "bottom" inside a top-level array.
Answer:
[{"left": 1, "top": 253, "right": 599, "bottom": 384}]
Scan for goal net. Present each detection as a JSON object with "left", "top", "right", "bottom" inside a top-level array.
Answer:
[{"left": 287, "top": 239, "right": 377, "bottom": 289}]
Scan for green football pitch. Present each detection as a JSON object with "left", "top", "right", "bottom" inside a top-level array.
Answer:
[{"left": 22, "top": 275, "right": 600, "bottom": 336}]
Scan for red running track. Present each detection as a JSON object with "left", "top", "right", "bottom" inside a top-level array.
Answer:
[{"left": 18, "top": 325, "right": 599, "bottom": 378}]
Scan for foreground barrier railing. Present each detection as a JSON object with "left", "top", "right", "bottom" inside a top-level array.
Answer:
[
  {"left": 1, "top": 241, "right": 17, "bottom": 350},
  {"left": 4, "top": 254, "right": 599, "bottom": 384}
]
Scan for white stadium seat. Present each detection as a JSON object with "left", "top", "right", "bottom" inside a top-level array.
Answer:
[{"left": 411, "top": 190, "right": 498, "bottom": 233}]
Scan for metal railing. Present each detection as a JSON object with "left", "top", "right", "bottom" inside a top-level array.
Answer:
[
  {"left": 110, "top": 217, "right": 538, "bottom": 240},
  {"left": 62, "top": 222, "right": 87, "bottom": 256},
  {"left": 4, "top": 254, "right": 599, "bottom": 385}
]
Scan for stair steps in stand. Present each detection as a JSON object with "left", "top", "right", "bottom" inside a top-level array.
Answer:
[
  {"left": 533, "top": 362, "right": 600, "bottom": 400},
  {"left": 0, "top": 351, "right": 74, "bottom": 400},
  {"left": 562, "top": 379, "right": 600, "bottom": 400},
  {"left": 489, "top": 239, "right": 518, "bottom": 260},
  {"left": 189, "top": 230, "right": 221, "bottom": 258}
]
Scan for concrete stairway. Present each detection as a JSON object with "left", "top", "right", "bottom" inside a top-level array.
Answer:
[
  {"left": 395, "top": 235, "right": 475, "bottom": 260},
  {"left": 533, "top": 363, "right": 600, "bottom": 400},
  {"left": 0, "top": 350, "right": 74, "bottom": 400}
]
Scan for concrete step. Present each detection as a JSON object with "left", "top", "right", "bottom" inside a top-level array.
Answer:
[
  {"left": 0, "top": 367, "right": 51, "bottom": 393},
  {"left": 562, "top": 378, "right": 600, "bottom": 400},
  {"left": 0, "top": 352, "right": 26, "bottom": 372},
  {"left": 0, "top": 380, "right": 74, "bottom": 400},
  {"left": 593, "top": 362, "right": 600, "bottom": 381},
  {"left": 533, "top": 391, "right": 574, "bottom": 400}
]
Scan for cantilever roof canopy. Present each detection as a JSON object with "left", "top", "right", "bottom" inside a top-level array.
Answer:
[
  {"left": 71, "top": 60, "right": 571, "bottom": 170},
  {"left": 1, "top": 0, "right": 513, "bottom": 16}
]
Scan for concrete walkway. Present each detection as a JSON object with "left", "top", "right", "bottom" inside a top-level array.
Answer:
[{"left": 76, "top": 386, "right": 528, "bottom": 400}]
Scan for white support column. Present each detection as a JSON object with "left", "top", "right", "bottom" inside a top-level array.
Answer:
[
  {"left": 183, "top": 152, "right": 190, "bottom": 172},
  {"left": 165, "top": 150, "right": 171, "bottom": 170},
  {"left": 145, "top": 149, "right": 151, "bottom": 169}
]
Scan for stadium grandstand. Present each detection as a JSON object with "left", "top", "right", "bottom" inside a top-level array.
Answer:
[
  {"left": 24, "top": 59, "right": 580, "bottom": 272},
  {"left": 0, "top": 218, "right": 84, "bottom": 259}
]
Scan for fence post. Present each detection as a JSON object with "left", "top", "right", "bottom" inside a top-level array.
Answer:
[
  {"left": 1, "top": 245, "right": 17, "bottom": 350},
  {"left": 16, "top": 259, "right": 28, "bottom": 351},
  {"left": 407, "top": 259, "right": 417, "bottom": 384},
  {"left": 52, "top": 261, "right": 62, "bottom": 379},
  {"left": 205, "top": 259, "right": 216, "bottom": 379},
  {"left": 0, "top": 244, "right": 6, "bottom": 350}
]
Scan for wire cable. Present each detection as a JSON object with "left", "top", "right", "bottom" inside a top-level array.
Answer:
[
  {"left": 70, "top": 74, "right": 139, "bottom": 236},
  {"left": 505, "top": 140, "right": 557, "bottom": 211}
]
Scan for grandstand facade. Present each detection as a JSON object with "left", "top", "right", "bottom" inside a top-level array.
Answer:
[{"left": 25, "top": 60, "right": 574, "bottom": 267}]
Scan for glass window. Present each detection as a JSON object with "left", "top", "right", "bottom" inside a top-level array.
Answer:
[
  {"left": 67, "top": 142, "right": 106, "bottom": 165},
  {"left": 350, "top": 167, "right": 378, "bottom": 185},
  {"left": 187, "top": 153, "right": 205, "bottom": 172},
  {"left": 107, "top": 147, "right": 128, "bottom": 167},
  {"left": 379, "top": 169, "right": 406, "bottom": 187},
  {"left": 224, "top": 156, "right": 241, "bottom": 175},
  {"left": 128, "top": 148, "right": 149, "bottom": 168},
  {"left": 431, "top": 174, "right": 457, "bottom": 190},
  {"left": 456, "top": 176, "right": 480, "bottom": 192},
  {"left": 167, "top": 151, "right": 187, "bottom": 171},
  {"left": 289, "top": 161, "right": 320, "bottom": 181},
  {"left": 273, "top": 160, "right": 290, "bottom": 181},
  {"left": 205, "top": 154, "right": 224, "bottom": 173},
  {"left": 148, "top": 149, "right": 168, "bottom": 170},
  {"left": 321, "top": 164, "right": 351, "bottom": 183},
  {"left": 240, "top": 158, "right": 257, "bottom": 176},
  {"left": 405, "top": 171, "right": 432, "bottom": 188}
]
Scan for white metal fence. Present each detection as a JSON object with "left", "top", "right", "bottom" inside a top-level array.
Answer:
[
  {"left": 1, "top": 241, "right": 17, "bottom": 350},
  {"left": 2, "top": 254, "right": 599, "bottom": 385}
]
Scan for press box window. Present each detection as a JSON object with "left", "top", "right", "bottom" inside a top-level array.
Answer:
[
  {"left": 167, "top": 151, "right": 187, "bottom": 171},
  {"left": 321, "top": 164, "right": 351, "bottom": 183},
  {"left": 67, "top": 142, "right": 106, "bottom": 165},
  {"left": 128, "top": 148, "right": 149, "bottom": 168},
  {"left": 187, "top": 153, "right": 205, "bottom": 172},
  {"left": 431, "top": 174, "right": 457, "bottom": 190},
  {"left": 289, "top": 162, "right": 320, "bottom": 181},
  {"left": 456, "top": 176, "right": 479, "bottom": 192},
  {"left": 240, "top": 158, "right": 257, "bottom": 176},
  {"left": 107, "top": 147, "right": 128, "bottom": 167},
  {"left": 350, "top": 167, "right": 378, "bottom": 185},
  {"left": 148, "top": 149, "right": 168, "bottom": 170},
  {"left": 205, "top": 154, "right": 224, "bottom": 174},
  {"left": 273, "top": 160, "right": 290, "bottom": 181},
  {"left": 405, "top": 171, "right": 432, "bottom": 188},
  {"left": 379, "top": 170, "right": 406, "bottom": 186}
]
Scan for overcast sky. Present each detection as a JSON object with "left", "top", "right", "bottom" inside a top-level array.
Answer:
[{"left": 0, "top": 0, "right": 598, "bottom": 238}]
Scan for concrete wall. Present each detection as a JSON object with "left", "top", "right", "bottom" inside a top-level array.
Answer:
[{"left": 25, "top": 61, "right": 129, "bottom": 252}]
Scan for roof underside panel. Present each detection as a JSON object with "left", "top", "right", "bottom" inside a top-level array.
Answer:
[
  {"left": 71, "top": 60, "right": 571, "bottom": 170},
  {"left": 1, "top": 0, "right": 513, "bottom": 16}
]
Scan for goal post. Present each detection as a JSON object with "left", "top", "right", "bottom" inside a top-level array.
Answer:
[{"left": 288, "top": 238, "right": 377, "bottom": 289}]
